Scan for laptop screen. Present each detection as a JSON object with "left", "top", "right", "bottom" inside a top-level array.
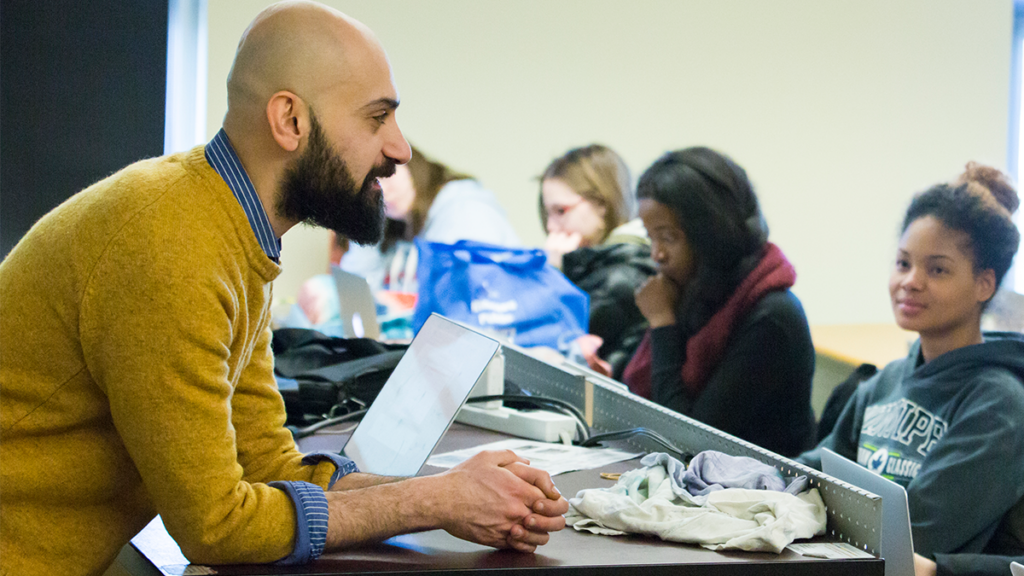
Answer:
[
  {"left": 342, "top": 314, "right": 499, "bottom": 477},
  {"left": 330, "top": 265, "right": 381, "bottom": 340},
  {"left": 821, "top": 448, "right": 915, "bottom": 576}
]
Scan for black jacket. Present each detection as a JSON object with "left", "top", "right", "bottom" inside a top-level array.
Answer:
[
  {"left": 563, "top": 242, "right": 657, "bottom": 380},
  {"left": 650, "top": 290, "right": 816, "bottom": 457}
]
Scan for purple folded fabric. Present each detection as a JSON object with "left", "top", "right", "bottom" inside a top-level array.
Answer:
[
  {"left": 683, "top": 451, "right": 785, "bottom": 495},
  {"left": 639, "top": 451, "right": 809, "bottom": 497}
]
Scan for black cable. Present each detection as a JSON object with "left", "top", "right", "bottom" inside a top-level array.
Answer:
[
  {"left": 467, "top": 394, "right": 589, "bottom": 431},
  {"left": 289, "top": 409, "right": 367, "bottom": 439},
  {"left": 466, "top": 394, "right": 590, "bottom": 441},
  {"left": 291, "top": 393, "right": 590, "bottom": 442},
  {"left": 466, "top": 394, "right": 589, "bottom": 441},
  {"left": 290, "top": 399, "right": 686, "bottom": 466},
  {"left": 581, "top": 427, "right": 690, "bottom": 461}
]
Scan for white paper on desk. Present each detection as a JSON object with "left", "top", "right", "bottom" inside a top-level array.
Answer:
[
  {"left": 426, "top": 438, "right": 641, "bottom": 476},
  {"left": 786, "top": 542, "right": 875, "bottom": 559}
]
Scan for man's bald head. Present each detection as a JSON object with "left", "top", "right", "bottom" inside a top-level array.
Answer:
[
  {"left": 217, "top": 1, "right": 410, "bottom": 240},
  {"left": 226, "top": 1, "right": 388, "bottom": 127}
]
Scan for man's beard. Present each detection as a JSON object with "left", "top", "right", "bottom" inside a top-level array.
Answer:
[{"left": 276, "top": 112, "right": 395, "bottom": 245}]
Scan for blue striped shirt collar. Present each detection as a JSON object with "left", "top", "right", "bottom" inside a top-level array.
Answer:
[{"left": 205, "top": 129, "right": 282, "bottom": 262}]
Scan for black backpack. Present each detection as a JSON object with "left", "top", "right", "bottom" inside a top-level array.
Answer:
[{"left": 271, "top": 328, "right": 407, "bottom": 426}]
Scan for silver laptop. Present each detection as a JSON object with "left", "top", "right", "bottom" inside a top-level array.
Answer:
[
  {"left": 821, "top": 447, "right": 915, "bottom": 576},
  {"left": 330, "top": 265, "right": 381, "bottom": 340},
  {"left": 341, "top": 314, "right": 499, "bottom": 476},
  {"left": 1012, "top": 561, "right": 1024, "bottom": 576}
]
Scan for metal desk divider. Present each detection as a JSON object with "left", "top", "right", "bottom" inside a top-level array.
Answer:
[{"left": 499, "top": 342, "right": 884, "bottom": 557}]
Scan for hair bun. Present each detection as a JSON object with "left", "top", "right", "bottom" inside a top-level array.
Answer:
[{"left": 957, "top": 161, "right": 1020, "bottom": 214}]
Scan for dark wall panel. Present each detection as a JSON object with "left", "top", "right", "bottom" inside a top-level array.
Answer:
[{"left": 1, "top": 0, "right": 168, "bottom": 258}]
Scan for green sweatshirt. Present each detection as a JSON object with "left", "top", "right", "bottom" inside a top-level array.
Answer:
[{"left": 800, "top": 332, "right": 1024, "bottom": 558}]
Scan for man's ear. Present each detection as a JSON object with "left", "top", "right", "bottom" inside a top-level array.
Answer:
[
  {"left": 975, "top": 268, "right": 997, "bottom": 305},
  {"left": 266, "top": 91, "right": 306, "bottom": 153}
]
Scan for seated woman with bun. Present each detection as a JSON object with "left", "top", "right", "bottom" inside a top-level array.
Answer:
[
  {"left": 800, "top": 163, "right": 1024, "bottom": 567},
  {"left": 623, "top": 147, "right": 815, "bottom": 457},
  {"left": 539, "top": 144, "right": 656, "bottom": 379}
]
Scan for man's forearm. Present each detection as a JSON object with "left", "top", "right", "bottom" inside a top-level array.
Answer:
[
  {"left": 321, "top": 450, "right": 569, "bottom": 553},
  {"left": 323, "top": 475, "right": 443, "bottom": 549},
  {"left": 329, "top": 471, "right": 405, "bottom": 491}
]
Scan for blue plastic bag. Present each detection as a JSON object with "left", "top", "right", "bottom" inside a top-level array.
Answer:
[{"left": 412, "top": 238, "right": 589, "bottom": 350}]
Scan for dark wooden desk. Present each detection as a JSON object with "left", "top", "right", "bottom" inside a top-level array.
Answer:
[{"left": 118, "top": 424, "right": 882, "bottom": 576}]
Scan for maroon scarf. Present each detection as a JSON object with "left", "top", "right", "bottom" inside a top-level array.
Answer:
[{"left": 623, "top": 243, "right": 796, "bottom": 399}]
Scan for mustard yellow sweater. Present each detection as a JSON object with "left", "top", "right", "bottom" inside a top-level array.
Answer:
[{"left": 0, "top": 146, "right": 339, "bottom": 576}]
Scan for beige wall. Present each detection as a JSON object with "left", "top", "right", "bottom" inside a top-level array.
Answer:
[{"left": 206, "top": 0, "right": 1013, "bottom": 325}]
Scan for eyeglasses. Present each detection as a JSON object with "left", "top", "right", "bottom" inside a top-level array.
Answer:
[{"left": 545, "top": 199, "right": 586, "bottom": 220}]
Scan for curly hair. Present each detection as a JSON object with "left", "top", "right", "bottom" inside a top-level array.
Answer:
[
  {"left": 902, "top": 162, "right": 1020, "bottom": 294},
  {"left": 636, "top": 147, "right": 769, "bottom": 336}
]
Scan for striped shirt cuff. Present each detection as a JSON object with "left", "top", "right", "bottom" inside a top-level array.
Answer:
[
  {"left": 268, "top": 455, "right": 357, "bottom": 564},
  {"left": 301, "top": 452, "right": 359, "bottom": 488},
  {"left": 269, "top": 481, "right": 329, "bottom": 564}
]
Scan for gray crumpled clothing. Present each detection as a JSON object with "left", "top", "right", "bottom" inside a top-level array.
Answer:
[
  {"left": 567, "top": 452, "right": 825, "bottom": 553},
  {"left": 667, "top": 451, "right": 809, "bottom": 496}
]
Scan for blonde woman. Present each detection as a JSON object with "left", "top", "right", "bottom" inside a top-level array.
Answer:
[{"left": 539, "top": 144, "right": 655, "bottom": 379}]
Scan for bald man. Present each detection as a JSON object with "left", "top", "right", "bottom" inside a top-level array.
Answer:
[{"left": 0, "top": 3, "right": 566, "bottom": 576}]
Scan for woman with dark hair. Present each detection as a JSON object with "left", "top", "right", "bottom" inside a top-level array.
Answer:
[
  {"left": 622, "top": 147, "right": 815, "bottom": 457},
  {"left": 798, "top": 163, "right": 1024, "bottom": 566},
  {"left": 539, "top": 144, "right": 655, "bottom": 379}
]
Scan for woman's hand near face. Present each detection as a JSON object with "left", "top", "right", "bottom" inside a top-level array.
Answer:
[
  {"left": 544, "top": 231, "right": 582, "bottom": 269},
  {"left": 635, "top": 274, "right": 679, "bottom": 328}
]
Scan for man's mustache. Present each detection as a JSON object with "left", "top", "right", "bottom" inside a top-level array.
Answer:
[{"left": 365, "top": 160, "right": 397, "bottom": 184}]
